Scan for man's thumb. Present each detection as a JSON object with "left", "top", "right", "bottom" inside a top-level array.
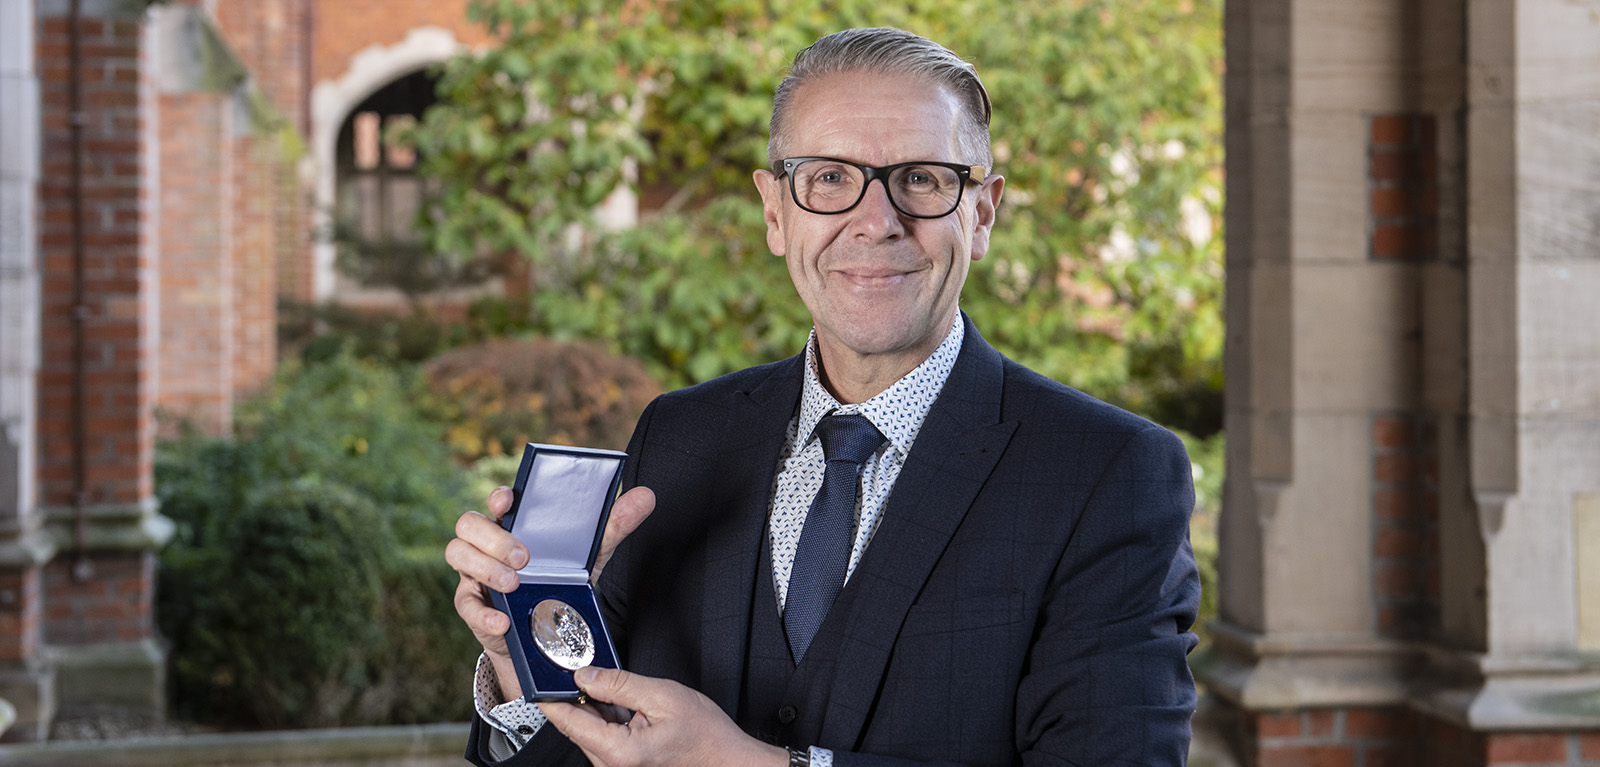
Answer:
[
  {"left": 575, "top": 666, "right": 603, "bottom": 689},
  {"left": 574, "top": 665, "right": 632, "bottom": 704}
]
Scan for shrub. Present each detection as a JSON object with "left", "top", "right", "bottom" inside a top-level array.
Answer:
[
  {"left": 279, "top": 298, "right": 466, "bottom": 367},
  {"left": 162, "top": 478, "right": 387, "bottom": 726},
  {"left": 422, "top": 337, "right": 663, "bottom": 460},
  {"left": 157, "top": 354, "right": 480, "bottom": 728},
  {"left": 236, "top": 355, "right": 470, "bottom": 542}
]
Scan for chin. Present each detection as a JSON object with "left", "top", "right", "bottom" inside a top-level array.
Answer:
[{"left": 832, "top": 324, "right": 925, "bottom": 358}]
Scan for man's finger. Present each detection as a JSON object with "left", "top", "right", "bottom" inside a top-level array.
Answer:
[
  {"left": 593, "top": 486, "right": 654, "bottom": 582},
  {"left": 446, "top": 536, "right": 524, "bottom": 594},
  {"left": 453, "top": 510, "right": 529, "bottom": 570},
  {"left": 486, "top": 485, "right": 515, "bottom": 521},
  {"left": 542, "top": 696, "right": 636, "bottom": 767},
  {"left": 607, "top": 486, "right": 655, "bottom": 541},
  {"left": 452, "top": 575, "right": 510, "bottom": 637}
]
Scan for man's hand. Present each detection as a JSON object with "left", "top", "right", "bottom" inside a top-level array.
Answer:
[
  {"left": 543, "top": 667, "right": 789, "bottom": 767},
  {"left": 446, "top": 485, "right": 655, "bottom": 701}
]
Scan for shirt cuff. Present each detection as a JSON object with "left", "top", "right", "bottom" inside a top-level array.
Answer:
[
  {"left": 811, "top": 746, "right": 835, "bottom": 766},
  {"left": 472, "top": 652, "right": 547, "bottom": 750}
]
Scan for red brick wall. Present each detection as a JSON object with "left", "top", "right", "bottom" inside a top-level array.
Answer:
[
  {"left": 1424, "top": 716, "right": 1600, "bottom": 767},
  {"left": 213, "top": 0, "right": 309, "bottom": 133},
  {"left": 1220, "top": 702, "right": 1600, "bottom": 767},
  {"left": 213, "top": 0, "right": 313, "bottom": 321},
  {"left": 1371, "top": 412, "right": 1440, "bottom": 638},
  {"left": 230, "top": 133, "right": 280, "bottom": 397},
  {"left": 156, "top": 91, "right": 234, "bottom": 435},
  {"left": 1250, "top": 706, "right": 1419, "bottom": 767},
  {"left": 42, "top": 553, "right": 156, "bottom": 645},
  {"left": 1368, "top": 113, "right": 1438, "bottom": 261},
  {"left": 157, "top": 1, "right": 308, "bottom": 431},
  {"left": 309, "top": 0, "right": 492, "bottom": 86},
  {"left": 36, "top": 11, "right": 155, "bottom": 507}
]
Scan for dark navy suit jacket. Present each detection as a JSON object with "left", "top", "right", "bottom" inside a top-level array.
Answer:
[{"left": 468, "top": 317, "right": 1200, "bottom": 766}]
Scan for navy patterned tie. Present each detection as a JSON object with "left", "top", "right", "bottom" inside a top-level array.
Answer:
[{"left": 785, "top": 413, "right": 885, "bottom": 663}]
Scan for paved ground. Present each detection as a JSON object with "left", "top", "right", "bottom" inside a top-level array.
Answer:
[{"left": 0, "top": 706, "right": 1240, "bottom": 766}]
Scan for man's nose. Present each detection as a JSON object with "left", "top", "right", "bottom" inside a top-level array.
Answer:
[{"left": 849, "top": 178, "right": 905, "bottom": 238}]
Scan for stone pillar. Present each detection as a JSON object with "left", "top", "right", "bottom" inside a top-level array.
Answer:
[
  {"left": 1204, "top": 0, "right": 1456, "bottom": 718},
  {"left": 1416, "top": 0, "right": 1600, "bottom": 736},
  {"left": 1201, "top": 0, "right": 1600, "bottom": 763},
  {"left": 0, "top": 0, "right": 56, "bottom": 743},
  {"left": 152, "top": 4, "right": 239, "bottom": 436},
  {"left": 211, "top": 0, "right": 305, "bottom": 399},
  {"left": 34, "top": 0, "right": 172, "bottom": 728}
]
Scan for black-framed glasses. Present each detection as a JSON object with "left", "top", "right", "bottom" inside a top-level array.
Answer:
[{"left": 777, "top": 157, "right": 987, "bottom": 219}]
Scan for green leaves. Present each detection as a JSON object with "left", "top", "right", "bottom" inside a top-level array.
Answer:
[
  {"left": 412, "top": 0, "right": 1223, "bottom": 432},
  {"left": 156, "top": 354, "right": 481, "bottom": 727}
]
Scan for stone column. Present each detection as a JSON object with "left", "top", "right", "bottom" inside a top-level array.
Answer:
[
  {"left": 1413, "top": 0, "right": 1600, "bottom": 735},
  {"left": 0, "top": 0, "right": 56, "bottom": 743},
  {"left": 1201, "top": 0, "right": 1600, "bottom": 763},
  {"left": 33, "top": 0, "right": 172, "bottom": 728}
]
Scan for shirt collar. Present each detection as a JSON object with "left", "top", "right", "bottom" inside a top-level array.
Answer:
[{"left": 798, "top": 314, "right": 965, "bottom": 459}]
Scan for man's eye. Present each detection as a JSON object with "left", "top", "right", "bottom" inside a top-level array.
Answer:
[
  {"left": 817, "top": 171, "right": 845, "bottom": 184},
  {"left": 904, "top": 171, "right": 933, "bottom": 185}
]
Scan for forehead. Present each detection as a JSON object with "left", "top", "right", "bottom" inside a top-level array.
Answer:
[{"left": 784, "top": 71, "right": 964, "bottom": 165}]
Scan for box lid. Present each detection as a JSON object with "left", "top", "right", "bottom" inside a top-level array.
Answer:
[{"left": 502, "top": 443, "right": 627, "bottom": 585}]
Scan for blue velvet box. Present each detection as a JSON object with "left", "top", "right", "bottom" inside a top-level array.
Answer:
[{"left": 490, "top": 443, "right": 627, "bottom": 702}]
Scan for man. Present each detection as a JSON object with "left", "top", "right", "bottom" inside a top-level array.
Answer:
[{"left": 447, "top": 27, "right": 1200, "bottom": 766}]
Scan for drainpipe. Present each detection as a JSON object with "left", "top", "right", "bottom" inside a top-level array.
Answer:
[{"left": 68, "top": 0, "right": 93, "bottom": 581}]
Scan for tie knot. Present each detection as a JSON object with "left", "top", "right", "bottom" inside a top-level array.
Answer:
[{"left": 814, "top": 414, "right": 885, "bottom": 466}]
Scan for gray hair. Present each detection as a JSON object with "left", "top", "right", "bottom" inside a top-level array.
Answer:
[{"left": 767, "top": 27, "right": 993, "bottom": 171}]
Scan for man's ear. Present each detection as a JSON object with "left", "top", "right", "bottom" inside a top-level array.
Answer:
[
  {"left": 969, "top": 174, "right": 1005, "bottom": 261},
  {"left": 752, "top": 169, "right": 787, "bottom": 257}
]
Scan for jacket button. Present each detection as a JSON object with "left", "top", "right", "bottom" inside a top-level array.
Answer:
[{"left": 777, "top": 705, "right": 797, "bottom": 724}]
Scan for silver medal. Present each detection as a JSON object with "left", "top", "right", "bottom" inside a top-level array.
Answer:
[{"left": 530, "top": 599, "right": 596, "bottom": 672}]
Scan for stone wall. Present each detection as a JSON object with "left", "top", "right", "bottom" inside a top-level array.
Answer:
[
  {"left": 1202, "top": 0, "right": 1600, "bottom": 761},
  {"left": 0, "top": 0, "right": 310, "bottom": 740}
]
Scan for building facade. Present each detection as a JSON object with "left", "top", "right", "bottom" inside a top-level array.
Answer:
[
  {"left": 0, "top": 0, "right": 494, "bottom": 741},
  {"left": 1204, "top": 0, "right": 1600, "bottom": 764},
  {"left": 0, "top": 0, "right": 1595, "bottom": 758}
]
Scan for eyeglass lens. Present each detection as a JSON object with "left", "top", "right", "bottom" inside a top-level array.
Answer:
[{"left": 790, "top": 160, "right": 965, "bottom": 218}]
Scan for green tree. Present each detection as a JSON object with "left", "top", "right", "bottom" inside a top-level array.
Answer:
[{"left": 407, "top": 0, "right": 1221, "bottom": 432}]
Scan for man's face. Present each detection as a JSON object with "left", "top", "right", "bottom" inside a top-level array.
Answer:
[{"left": 753, "top": 71, "right": 1003, "bottom": 379}]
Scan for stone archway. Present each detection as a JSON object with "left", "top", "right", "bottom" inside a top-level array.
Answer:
[{"left": 309, "top": 26, "right": 463, "bottom": 302}]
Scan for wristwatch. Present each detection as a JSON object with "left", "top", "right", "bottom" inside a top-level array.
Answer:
[{"left": 787, "top": 747, "right": 811, "bottom": 766}]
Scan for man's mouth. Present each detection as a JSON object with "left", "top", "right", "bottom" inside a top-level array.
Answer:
[{"left": 834, "top": 268, "right": 915, "bottom": 289}]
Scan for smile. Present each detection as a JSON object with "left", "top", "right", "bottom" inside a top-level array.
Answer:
[{"left": 833, "top": 268, "right": 918, "bottom": 289}]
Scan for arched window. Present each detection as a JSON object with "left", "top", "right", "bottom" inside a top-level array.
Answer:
[{"left": 332, "top": 70, "right": 443, "bottom": 300}]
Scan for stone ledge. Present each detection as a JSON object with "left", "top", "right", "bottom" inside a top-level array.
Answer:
[
  {"left": 0, "top": 662, "right": 55, "bottom": 744},
  {"left": 0, "top": 527, "right": 57, "bottom": 569},
  {"left": 1197, "top": 620, "right": 1600, "bottom": 730},
  {"left": 38, "top": 498, "right": 173, "bottom": 553},
  {"left": 47, "top": 639, "right": 164, "bottom": 716},
  {"left": 1193, "top": 619, "right": 1420, "bottom": 710},
  {"left": 0, "top": 697, "right": 16, "bottom": 739},
  {"left": 0, "top": 722, "right": 471, "bottom": 767},
  {"left": 1414, "top": 645, "right": 1600, "bottom": 730}
]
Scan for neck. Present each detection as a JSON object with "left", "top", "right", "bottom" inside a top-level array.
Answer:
[
  {"left": 815, "top": 352, "right": 917, "bottom": 404},
  {"left": 814, "top": 319, "right": 955, "bottom": 404}
]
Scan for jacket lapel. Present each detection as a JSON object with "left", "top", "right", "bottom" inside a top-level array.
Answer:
[
  {"left": 697, "top": 355, "right": 804, "bottom": 714},
  {"left": 816, "top": 318, "right": 1017, "bottom": 749}
]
